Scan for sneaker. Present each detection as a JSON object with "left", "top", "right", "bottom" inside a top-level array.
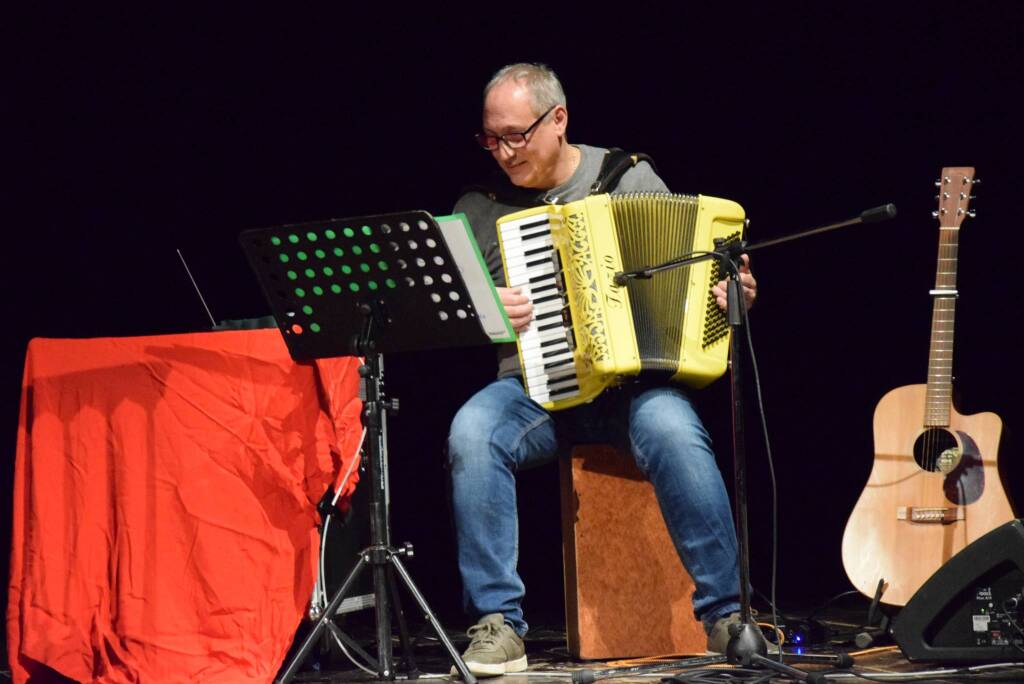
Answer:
[
  {"left": 706, "top": 611, "right": 744, "bottom": 654},
  {"left": 451, "top": 613, "right": 528, "bottom": 678},
  {"left": 706, "top": 611, "right": 780, "bottom": 655}
]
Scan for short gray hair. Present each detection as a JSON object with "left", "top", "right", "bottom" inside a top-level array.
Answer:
[{"left": 484, "top": 63, "right": 566, "bottom": 116}]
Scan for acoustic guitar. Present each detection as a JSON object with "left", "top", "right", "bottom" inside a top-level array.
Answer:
[{"left": 841, "top": 166, "right": 1015, "bottom": 606}]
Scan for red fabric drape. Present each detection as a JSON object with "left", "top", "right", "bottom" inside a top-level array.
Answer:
[{"left": 7, "top": 329, "right": 363, "bottom": 683}]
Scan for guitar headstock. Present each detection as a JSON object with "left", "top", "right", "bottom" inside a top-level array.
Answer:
[{"left": 934, "top": 166, "right": 977, "bottom": 228}]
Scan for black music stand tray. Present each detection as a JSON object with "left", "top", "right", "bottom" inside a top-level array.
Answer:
[{"left": 241, "top": 210, "right": 499, "bottom": 683}]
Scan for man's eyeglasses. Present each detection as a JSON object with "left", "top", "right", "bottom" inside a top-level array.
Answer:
[{"left": 475, "top": 105, "right": 557, "bottom": 151}]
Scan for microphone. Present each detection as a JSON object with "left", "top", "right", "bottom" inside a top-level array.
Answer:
[{"left": 859, "top": 204, "right": 898, "bottom": 224}]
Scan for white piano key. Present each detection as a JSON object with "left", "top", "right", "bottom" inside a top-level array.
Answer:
[
  {"left": 500, "top": 224, "right": 552, "bottom": 245},
  {"left": 507, "top": 261, "right": 555, "bottom": 283},
  {"left": 504, "top": 216, "right": 554, "bottom": 232},
  {"left": 521, "top": 344, "right": 570, "bottom": 364},
  {"left": 533, "top": 363, "right": 577, "bottom": 381},
  {"left": 549, "top": 387, "right": 581, "bottom": 402},
  {"left": 544, "top": 376, "right": 580, "bottom": 393},
  {"left": 501, "top": 230, "right": 553, "bottom": 249},
  {"left": 524, "top": 352, "right": 573, "bottom": 374},
  {"left": 520, "top": 278, "right": 558, "bottom": 296},
  {"left": 521, "top": 341, "right": 569, "bottom": 357},
  {"left": 533, "top": 301, "right": 566, "bottom": 318},
  {"left": 528, "top": 369, "right": 578, "bottom": 390},
  {"left": 503, "top": 251, "right": 554, "bottom": 271},
  {"left": 527, "top": 348, "right": 573, "bottom": 367},
  {"left": 519, "top": 329, "right": 568, "bottom": 349}
]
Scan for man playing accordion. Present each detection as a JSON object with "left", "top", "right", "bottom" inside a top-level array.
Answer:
[{"left": 447, "top": 62, "right": 757, "bottom": 676}]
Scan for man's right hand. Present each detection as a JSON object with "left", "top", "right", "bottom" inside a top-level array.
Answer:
[{"left": 498, "top": 286, "right": 533, "bottom": 333}]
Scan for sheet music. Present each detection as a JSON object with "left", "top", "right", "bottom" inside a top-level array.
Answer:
[{"left": 435, "top": 213, "right": 515, "bottom": 343}]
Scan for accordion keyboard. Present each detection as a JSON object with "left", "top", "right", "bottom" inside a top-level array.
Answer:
[{"left": 499, "top": 212, "right": 581, "bottom": 405}]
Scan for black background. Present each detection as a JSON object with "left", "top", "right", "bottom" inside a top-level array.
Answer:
[{"left": 6, "top": 3, "right": 1024, "bottom": 655}]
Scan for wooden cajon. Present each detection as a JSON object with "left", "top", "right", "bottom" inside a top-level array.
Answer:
[{"left": 559, "top": 444, "right": 706, "bottom": 659}]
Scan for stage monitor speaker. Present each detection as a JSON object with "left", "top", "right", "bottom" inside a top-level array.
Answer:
[{"left": 892, "top": 519, "right": 1024, "bottom": 662}]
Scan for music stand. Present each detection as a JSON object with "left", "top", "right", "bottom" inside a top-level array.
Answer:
[{"left": 241, "top": 210, "right": 509, "bottom": 683}]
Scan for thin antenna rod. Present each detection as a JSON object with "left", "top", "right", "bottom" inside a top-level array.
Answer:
[{"left": 176, "top": 248, "right": 218, "bottom": 328}]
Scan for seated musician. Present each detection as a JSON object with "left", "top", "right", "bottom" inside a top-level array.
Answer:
[{"left": 447, "top": 62, "right": 758, "bottom": 676}]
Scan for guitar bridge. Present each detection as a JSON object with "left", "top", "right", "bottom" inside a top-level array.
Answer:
[{"left": 897, "top": 506, "right": 965, "bottom": 524}]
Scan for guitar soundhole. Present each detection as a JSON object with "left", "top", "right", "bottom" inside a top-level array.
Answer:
[{"left": 913, "top": 428, "right": 961, "bottom": 473}]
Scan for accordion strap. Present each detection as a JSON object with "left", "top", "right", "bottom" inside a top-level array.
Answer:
[
  {"left": 589, "top": 148, "right": 658, "bottom": 195},
  {"left": 460, "top": 147, "right": 658, "bottom": 205}
]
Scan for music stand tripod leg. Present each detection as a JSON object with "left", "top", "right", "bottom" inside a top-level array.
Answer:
[
  {"left": 388, "top": 554, "right": 476, "bottom": 682},
  {"left": 276, "top": 554, "right": 374, "bottom": 683},
  {"left": 385, "top": 563, "right": 420, "bottom": 675},
  {"left": 324, "top": 620, "right": 378, "bottom": 671}
]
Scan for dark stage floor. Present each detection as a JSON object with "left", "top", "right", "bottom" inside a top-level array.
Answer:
[{"left": 283, "top": 609, "right": 1024, "bottom": 684}]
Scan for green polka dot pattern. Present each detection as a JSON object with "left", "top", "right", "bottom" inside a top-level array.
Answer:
[{"left": 255, "top": 214, "right": 461, "bottom": 347}]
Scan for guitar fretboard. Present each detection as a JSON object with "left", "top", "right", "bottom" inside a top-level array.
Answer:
[
  {"left": 924, "top": 229, "right": 958, "bottom": 426},
  {"left": 924, "top": 167, "right": 974, "bottom": 427}
]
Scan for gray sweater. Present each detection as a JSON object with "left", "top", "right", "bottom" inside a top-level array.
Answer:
[{"left": 453, "top": 144, "right": 669, "bottom": 379}]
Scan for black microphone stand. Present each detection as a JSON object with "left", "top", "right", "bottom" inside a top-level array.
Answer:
[{"left": 586, "top": 204, "right": 897, "bottom": 684}]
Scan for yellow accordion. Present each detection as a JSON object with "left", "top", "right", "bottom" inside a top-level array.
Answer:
[{"left": 496, "top": 192, "right": 745, "bottom": 411}]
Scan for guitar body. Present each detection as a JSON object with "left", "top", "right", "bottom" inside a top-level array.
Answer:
[{"left": 842, "top": 383, "right": 1013, "bottom": 606}]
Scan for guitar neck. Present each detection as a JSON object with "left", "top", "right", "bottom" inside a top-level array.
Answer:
[
  {"left": 924, "top": 237, "right": 957, "bottom": 426},
  {"left": 924, "top": 167, "right": 975, "bottom": 427}
]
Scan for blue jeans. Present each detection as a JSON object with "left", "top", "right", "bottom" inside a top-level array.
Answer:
[{"left": 447, "top": 376, "right": 740, "bottom": 636}]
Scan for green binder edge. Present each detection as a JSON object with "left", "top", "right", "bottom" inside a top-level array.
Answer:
[{"left": 435, "top": 212, "right": 516, "bottom": 344}]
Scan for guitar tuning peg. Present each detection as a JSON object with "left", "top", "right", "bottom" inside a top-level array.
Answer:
[
  {"left": 934, "top": 180, "right": 942, "bottom": 187},
  {"left": 932, "top": 210, "right": 940, "bottom": 218},
  {"left": 972, "top": 178, "right": 981, "bottom": 185},
  {"left": 967, "top": 209, "right": 977, "bottom": 218}
]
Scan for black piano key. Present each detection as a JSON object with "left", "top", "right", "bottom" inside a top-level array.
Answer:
[
  {"left": 550, "top": 384, "right": 581, "bottom": 401},
  {"left": 533, "top": 293, "right": 561, "bottom": 305},
  {"left": 517, "top": 218, "right": 551, "bottom": 232}
]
